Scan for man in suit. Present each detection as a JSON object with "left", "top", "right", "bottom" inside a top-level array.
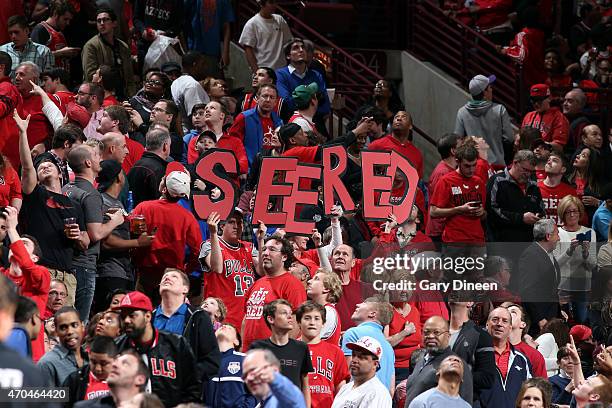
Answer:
[{"left": 516, "top": 218, "right": 560, "bottom": 336}]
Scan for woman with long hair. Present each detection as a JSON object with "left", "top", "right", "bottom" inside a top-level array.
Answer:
[
  {"left": 554, "top": 195, "right": 597, "bottom": 324},
  {"left": 515, "top": 378, "right": 552, "bottom": 408},
  {"left": 533, "top": 318, "right": 571, "bottom": 376},
  {"left": 201, "top": 77, "right": 228, "bottom": 102},
  {"left": 568, "top": 146, "right": 604, "bottom": 223}
]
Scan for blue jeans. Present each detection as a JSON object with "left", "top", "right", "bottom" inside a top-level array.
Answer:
[{"left": 73, "top": 266, "right": 96, "bottom": 322}]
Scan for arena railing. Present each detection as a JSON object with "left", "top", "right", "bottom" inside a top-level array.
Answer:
[
  {"left": 234, "top": 0, "right": 438, "bottom": 146},
  {"left": 405, "top": 0, "right": 525, "bottom": 119}
]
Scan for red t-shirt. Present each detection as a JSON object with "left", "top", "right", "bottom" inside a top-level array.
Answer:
[
  {"left": 514, "top": 341, "right": 548, "bottom": 379},
  {"left": 54, "top": 91, "right": 75, "bottom": 106},
  {"left": 123, "top": 136, "right": 144, "bottom": 174},
  {"left": 132, "top": 199, "right": 202, "bottom": 271},
  {"left": 84, "top": 372, "right": 110, "bottom": 400},
  {"left": 430, "top": 171, "right": 486, "bottom": 243},
  {"left": 217, "top": 135, "right": 249, "bottom": 175},
  {"left": 336, "top": 279, "right": 374, "bottom": 331},
  {"left": 368, "top": 134, "right": 424, "bottom": 177},
  {"left": 242, "top": 272, "right": 307, "bottom": 351},
  {"left": 536, "top": 169, "right": 546, "bottom": 181},
  {"left": 426, "top": 160, "right": 455, "bottom": 237},
  {"left": 307, "top": 341, "right": 350, "bottom": 408},
  {"left": 202, "top": 238, "right": 255, "bottom": 328},
  {"left": 0, "top": 78, "right": 22, "bottom": 168},
  {"left": 521, "top": 107, "right": 570, "bottom": 147},
  {"left": 102, "top": 95, "right": 119, "bottom": 107},
  {"left": 537, "top": 180, "right": 576, "bottom": 225},
  {"left": 409, "top": 286, "right": 449, "bottom": 325},
  {"left": 1, "top": 240, "right": 50, "bottom": 362},
  {"left": 388, "top": 306, "right": 422, "bottom": 368},
  {"left": 0, "top": 166, "right": 22, "bottom": 206}
]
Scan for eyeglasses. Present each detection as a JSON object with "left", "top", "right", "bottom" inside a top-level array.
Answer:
[
  {"left": 423, "top": 330, "right": 449, "bottom": 337},
  {"left": 146, "top": 79, "right": 163, "bottom": 86},
  {"left": 566, "top": 210, "right": 580, "bottom": 215},
  {"left": 77, "top": 91, "right": 92, "bottom": 96},
  {"left": 49, "top": 290, "right": 68, "bottom": 298},
  {"left": 96, "top": 17, "right": 111, "bottom": 24},
  {"left": 152, "top": 107, "right": 170, "bottom": 114}
]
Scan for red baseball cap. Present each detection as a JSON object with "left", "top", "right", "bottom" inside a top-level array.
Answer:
[
  {"left": 530, "top": 84, "right": 550, "bottom": 99},
  {"left": 66, "top": 103, "right": 91, "bottom": 130},
  {"left": 112, "top": 291, "right": 153, "bottom": 312},
  {"left": 569, "top": 325, "right": 592, "bottom": 342},
  {"left": 165, "top": 161, "right": 188, "bottom": 177}
]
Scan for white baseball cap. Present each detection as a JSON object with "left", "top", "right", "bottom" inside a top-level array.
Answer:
[
  {"left": 166, "top": 171, "right": 191, "bottom": 198},
  {"left": 347, "top": 336, "right": 383, "bottom": 365}
]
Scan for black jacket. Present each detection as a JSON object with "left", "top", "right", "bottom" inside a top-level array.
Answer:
[
  {"left": 63, "top": 364, "right": 90, "bottom": 407},
  {"left": 451, "top": 320, "right": 496, "bottom": 399},
  {"left": 126, "top": 152, "right": 168, "bottom": 207},
  {"left": 517, "top": 242, "right": 561, "bottom": 334},
  {"left": 152, "top": 304, "right": 221, "bottom": 382},
  {"left": 74, "top": 395, "right": 115, "bottom": 408},
  {"left": 486, "top": 168, "right": 545, "bottom": 242},
  {"left": 115, "top": 328, "right": 201, "bottom": 407}
]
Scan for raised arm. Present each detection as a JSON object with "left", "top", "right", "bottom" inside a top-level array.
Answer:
[{"left": 14, "top": 110, "right": 36, "bottom": 195}]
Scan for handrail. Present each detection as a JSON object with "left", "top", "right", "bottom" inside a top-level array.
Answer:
[
  {"left": 234, "top": 0, "right": 438, "bottom": 147},
  {"left": 406, "top": 0, "right": 525, "bottom": 119}
]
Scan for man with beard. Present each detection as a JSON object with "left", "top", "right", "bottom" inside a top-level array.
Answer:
[
  {"left": 408, "top": 355, "right": 472, "bottom": 408},
  {"left": 479, "top": 307, "right": 532, "bottom": 408},
  {"left": 403, "top": 316, "right": 473, "bottom": 405},
  {"left": 200, "top": 210, "right": 256, "bottom": 328},
  {"left": 38, "top": 306, "right": 86, "bottom": 386},
  {"left": 531, "top": 138, "right": 552, "bottom": 181},
  {"left": 537, "top": 152, "right": 576, "bottom": 224},
  {"left": 77, "top": 82, "right": 105, "bottom": 140},
  {"left": 74, "top": 350, "right": 149, "bottom": 408},
  {"left": 153, "top": 268, "right": 220, "bottom": 382},
  {"left": 332, "top": 336, "right": 392, "bottom": 407},
  {"left": 242, "top": 235, "right": 306, "bottom": 350},
  {"left": 64, "top": 335, "right": 117, "bottom": 402},
  {"left": 113, "top": 291, "right": 201, "bottom": 407}
]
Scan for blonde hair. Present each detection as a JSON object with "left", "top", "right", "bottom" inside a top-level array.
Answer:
[
  {"left": 317, "top": 269, "right": 343, "bottom": 304},
  {"left": 557, "top": 195, "right": 585, "bottom": 224}
]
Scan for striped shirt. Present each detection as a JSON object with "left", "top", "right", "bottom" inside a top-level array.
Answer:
[{"left": 0, "top": 39, "right": 54, "bottom": 78}]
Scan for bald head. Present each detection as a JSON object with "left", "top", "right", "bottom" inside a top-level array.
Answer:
[
  {"left": 101, "top": 132, "right": 128, "bottom": 163},
  {"left": 425, "top": 315, "right": 449, "bottom": 331}
]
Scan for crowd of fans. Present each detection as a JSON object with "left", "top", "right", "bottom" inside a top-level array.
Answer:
[{"left": 0, "top": 0, "right": 610, "bottom": 408}]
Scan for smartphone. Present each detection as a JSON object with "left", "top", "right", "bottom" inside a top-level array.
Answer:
[
  {"left": 576, "top": 230, "right": 591, "bottom": 242},
  {"left": 469, "top": 200, "right": 482, "bottom": 207}
]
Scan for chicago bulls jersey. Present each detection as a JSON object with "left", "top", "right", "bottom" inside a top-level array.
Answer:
[
  {"left": 200, "top": 238, "right": 256, "bottom": 327},
  {"left": 307, "top": 341, "right": 350, "bottom": 408},
  {"left": 84, "top": 371, "right": 110, "bottom": 400},
  {"left": 40, "top": 22, "right": 70, "bottom": 71},
  {"left": 537, "top": 180, "right": 576, "bottom": 225}
]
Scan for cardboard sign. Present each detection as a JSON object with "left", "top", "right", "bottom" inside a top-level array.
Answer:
[{"left": 192, "top": 147, "right": 419, "bottom": 234}]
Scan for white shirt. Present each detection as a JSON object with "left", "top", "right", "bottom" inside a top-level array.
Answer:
[
  {"left": 331, "top": 376, "right": 392, "bottom": 408},
  {"left": 171, "top": 74, "right": 210, "bottom": 132},
  {"left": 239, "top": 13, "right": 292, "bottom": 70}
]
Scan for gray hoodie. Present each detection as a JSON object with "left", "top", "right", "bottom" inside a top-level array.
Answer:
[{"left": 454, "top": 100, "right": 514, "bottom": 166}]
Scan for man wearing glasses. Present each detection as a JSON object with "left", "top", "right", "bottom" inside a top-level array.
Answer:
[
  {"left": 403, "top": 316, "right": 473, "bottom": 406},
  {"left": 486, "top": 149, "right": 545, "bottom": 243},
  {"left": 82, "top": 8, "right": 137, "bottom": 99}
]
